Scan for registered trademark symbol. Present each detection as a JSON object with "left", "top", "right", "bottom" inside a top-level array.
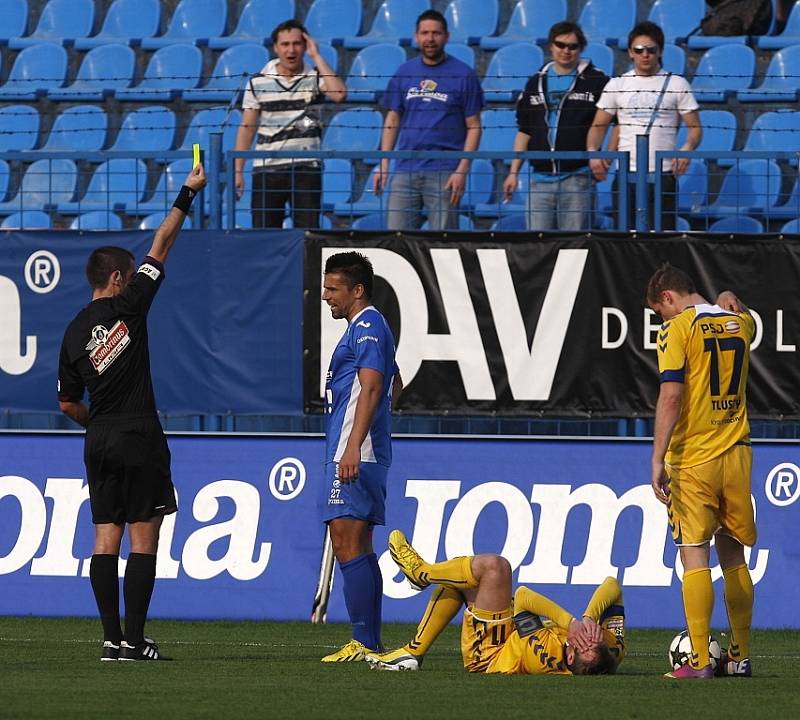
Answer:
[
  {"left": 765, "top": 463, "right": 800, "bottom": 507},
  {"left": 24, "top": 250, "right": 60, "bottom": 294},
  {"left": 268, "top": 457, "right": 306, "bottom": 501}
]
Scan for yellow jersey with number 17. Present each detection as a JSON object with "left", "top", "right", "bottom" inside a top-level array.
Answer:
[{"left": 656, "top": 304, "right": 755, "bottom": 469}]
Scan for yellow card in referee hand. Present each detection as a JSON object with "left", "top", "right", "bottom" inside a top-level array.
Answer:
[{"left": 192, "top": 143, "right": 201, "bottom": 168}]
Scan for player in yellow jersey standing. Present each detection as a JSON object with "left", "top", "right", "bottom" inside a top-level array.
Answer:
[
  {"left": 646, "top": 263, "right": 756, "bottom": 680},
  {"left": 365, "top": 530, "right": 625, "bottom": 675}
]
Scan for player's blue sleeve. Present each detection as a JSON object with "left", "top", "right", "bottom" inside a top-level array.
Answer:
[{"left": 352, "top": 324, "right": 388, "bottom": 375}]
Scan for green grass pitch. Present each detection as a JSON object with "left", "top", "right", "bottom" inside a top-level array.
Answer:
[{"left": 1, "top": 618, "right": 798, "bottom": 719}]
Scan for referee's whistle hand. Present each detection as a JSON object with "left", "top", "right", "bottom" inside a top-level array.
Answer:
[{"left": 185, "top": 164, "right": 207, "bottom": 192}]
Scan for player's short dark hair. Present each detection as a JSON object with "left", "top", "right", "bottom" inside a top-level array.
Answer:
[
  {"left": 85, "top": 246, "right": 135, "bottom": 290},
  {"left": 628, "top": 21, "right": 664, "bottom": 51},
  {"left": 416, "top": 9, "right": 447, "bottom": 32},
  {"left": 271, "top": 19, "right": 308, "bottom": 45},
  {"left": 324, "top": 251, "right": 374, "bottom": 299},
  {"left": 645, "top": 263, "right": 697, "bottom": 305},
  {"left": 548, "top": 21, "right": 587, "bottom": 49},
  {"left": 567, "top": 644, "right": 618, "bottom": 675}
]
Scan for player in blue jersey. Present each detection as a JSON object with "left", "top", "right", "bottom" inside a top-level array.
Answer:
[{"left": 320, "top": 251, "right": 402, "bottom": 662}]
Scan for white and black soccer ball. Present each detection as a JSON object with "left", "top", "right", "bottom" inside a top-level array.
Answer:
[{"left": 668, "top": 630, "right": 722, "bottom": 671}]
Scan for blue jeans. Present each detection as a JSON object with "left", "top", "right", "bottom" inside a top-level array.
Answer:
[
  {"left": 526, "top": 173, "right": 593, "bottom": 231},
  {"left": 387, "top": 170, "right": 458, "bottom": 230}
]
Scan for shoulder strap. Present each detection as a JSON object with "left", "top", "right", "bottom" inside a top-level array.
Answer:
[{"left": 645, "top": 72, "right": 672, "bottom": 134}]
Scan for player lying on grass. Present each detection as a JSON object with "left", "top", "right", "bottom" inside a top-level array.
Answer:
[{"left": 366, "top": 530, "right": 625, "bottom": 674}]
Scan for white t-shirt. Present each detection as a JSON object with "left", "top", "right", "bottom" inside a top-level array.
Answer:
[{"left": 596, "top": 70, "right": 699, "bottom": 172}]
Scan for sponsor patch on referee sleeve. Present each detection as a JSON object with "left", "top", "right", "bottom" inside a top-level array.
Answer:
[{"left": 138, "top": 263, "right": 161, "bottom": 281}]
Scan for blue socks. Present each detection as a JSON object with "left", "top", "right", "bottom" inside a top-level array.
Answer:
[{"left": 340, "top": 553, "right": 382, "bottom": 650}]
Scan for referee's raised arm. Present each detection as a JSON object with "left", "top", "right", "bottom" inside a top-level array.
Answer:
[{"left": 147, "top": 164, "right": 207, "bottom": 264}]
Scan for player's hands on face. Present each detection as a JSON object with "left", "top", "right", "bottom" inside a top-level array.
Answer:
[
  {"left": 581, "top": 616, "right": 604, "bottom": 645},
  {"left": 567, "top": 618, "right": 597, "bottom": 653},
  {"left": 185, "top": 164, "right": 207, "bottom": 192},
  {"left": 651, "top": 462, "right": 671, "bottom": 505},
  {"left": 337, "top": 446, "right": 360, "bottom": 483},
  {"left": 589, "top": 158, "right": 610, "bottom": 181},
  {"left": 445, "top": 171, "right": 465, "bottom": 206}
]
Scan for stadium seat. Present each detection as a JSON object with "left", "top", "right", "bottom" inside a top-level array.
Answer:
[
  {"left": 0, "top": 105, "right": 39, "bottom": 151},
  {"left": 698, "top": 159, "right": 782, "bottom": 218},
  {"left": 0, "top": 0, "right": 29, "bottom": 45},
  {"left": 691, "top": 45, "right": 755, "bottom": 102},
  {"left": 322, "top": 108, "right": 383, "bottom": 163},
  {"left": 737, "top": 110, "right": 800, "bottom": 155},
  {"left": 578, "top": 0, "right": 636, "bottom": 44},
  {"left": 780, "top": 218, "right": 800, "bottom": 232},
  {"left": 446, "top": 43, "right": 474, "bottom": 67},
  {"left": 479, "top": 108, "right": 517, "bottom": 162},
  {"left": 344, "top": 44, "right": 407, "bottom": 102},
  {"left": 8, "top": 0, "right": 94, "bottom": 48},
  {"left": 47, "top": 44, "right": 135, "bottom": 101},
  {"left": 770, "top": 169, "right": 800, "bottom": 219},
  {"left": 351, "top": 212, "right": 386, "bottom": 229},
  {"left": 342, "top": 0, "right": 429, "bottom": 48},
  {"left": 617, "top": 0, "right": 704, "bottom": 46},
  {"left": 177, "top": 107, "right": 241, "bottom": 157},
  {"left": 321, "top": 158, "right": 352, "bottom": 211},
  {"left": 422, "top": 214, "right": 473, "bottom": 230},
  {"left": 442, "top": 0, "right": 498, "bottom": 44},
  {"left": 0, "top": 43, "right": 67, "bottom": 100},
  {"left": 482, "top": 43, "right": 543, "bottom": 102},
  {"left": 490, "top": 213, "right": 526, "bottom": 230},
  {"left": 737, "top": 46, "right": 800, "bottom": 102},
  {"left": 661, "top": 44, "right": 686, "bottom": 76},
  {"left": 183, "top": 43, "right": 270, "bottom": 102},
  {"left": 475, "top": 170, "right": 528, "bottom": 217},
  {"left": 0, "top": 158, "right": 77, "bottom": 215},
  {"left": 677, "top": 160, "right": 708, "bottom": 213},
  {"left": 480, "top": 0, "right": 566, "bottom": 49},
  {"left": 708, "top": 215, "right": 764, "bottom": 233},
  {"left": 463, "top": 159, "right": 494, "bottom": 211},
  {"left": 114, "top": 44, "right": 203, "bottom": 101},
  {"left": 584, "top": 43, "right": 615, "bottom": 77},
  {"left": 758, "top": 1, "right": 800, "bottom": 48},
  {"left": 304, "top": 0, "right": 363, "bottom": 44},
  {"left": 1, "top": 210, "right": 51, "bottom": 229},
  {"left": 595, "top": 167, "right": 616, "bottom": 215},
  {"left": 675, "top": 216, "right": 691, "bottom": 232},
  {"left": 39, "top": 106, "right": 107, "bottom": 153},
  {"left": 0, "top": 160, "right": 11, "bottom": 202},
  {"left": 208, "top": 0, "right": 294, "bottom": 49},
  {"left": 58, "top": 159, "right": 147, "bottom": 214},
  {"left": 334, "top": 165, "right": 385, "bottom": 216},
  {"left": 140, "top": 211, "right": 193, "bottom": 230},
  {"left": 108, "top": 106, "right": 176, "bottom": 154},
  {"left": 141, "top": 0, "right": 227, "bottom": 49},
  {"left": 307, "top": 42, "right": 339, "bottom": 73},
  {"left": 70, "top": 211, "right": 124, "bottom": 231},
  {"left": 677, "top": 110, "right": 737, "bottom": 162},
  {"left": 136, "top": 160, "right": 194, "bottom": 214},
  {"left": 74, "top": 0, "right": 160, "bottom": 49}
]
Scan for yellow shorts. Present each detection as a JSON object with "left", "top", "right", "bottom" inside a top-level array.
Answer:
[
  {"left": 460, "top": 604, "right": 514, "bottom": 673},
  {"left": 666, "top": 442, "right": 756, "bottom": 546}
]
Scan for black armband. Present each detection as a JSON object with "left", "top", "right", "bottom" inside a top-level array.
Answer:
[{"left": 173, "top": 185, "right": 196, "bottom": 214}]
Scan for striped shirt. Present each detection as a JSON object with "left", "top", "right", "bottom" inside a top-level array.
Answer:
[{"left": 242, "top": 59, "right": 326, "bottom": 169}]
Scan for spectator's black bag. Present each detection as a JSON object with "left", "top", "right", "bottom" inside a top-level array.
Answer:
[{"left": 692, "top": 0, "right": 772, "bottom": 36}]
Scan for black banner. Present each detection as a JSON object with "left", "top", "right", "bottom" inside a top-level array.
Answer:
[{"left": 304, "top": 232, "right": 800, "bottom": 418}]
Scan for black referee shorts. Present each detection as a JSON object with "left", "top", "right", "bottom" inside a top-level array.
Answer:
[{"left": 84, "top": 415, "right": 177, "bottom": 525}]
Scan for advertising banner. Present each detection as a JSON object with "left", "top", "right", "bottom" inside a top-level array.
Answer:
[
  {"left": 2, "top": 432, "right": 798, "bottom": 628},
  {"left": 305, "top": 233, "right": 800, "bottom": 418}
]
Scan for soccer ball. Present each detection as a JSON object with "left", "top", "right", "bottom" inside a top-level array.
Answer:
[{"left": 668, "top": 630, "right": 722, "bottom": 671}]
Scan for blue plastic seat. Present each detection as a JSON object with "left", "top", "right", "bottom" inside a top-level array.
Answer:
[
  {"left": 307, "top": 42, "right": 339, "bottom": 73},
  {"left": 345, "top": 44, "right": 407, "bottom": 102},
  {"left": 322, "top": 108, "right": 383, "bottom": 162},
  {"left": 579, "top": 0, "right": 635, "bottom": 44},
  {"left": 141, "top": 0, "right": 227, "bottom": 49},
  {"left": 780, "top": 218, "right": 800, "bottom": 232},
  {"left": 351, "top": 212, "right": 386, "bottom": 229},
  {"left": 677, "top": 110, "right": 737, "bottom": 163},
  {"left": 114, "top": 44, "right": 203, "bottom": 101},
  {"left": 482, "top": 43, "right": 543, "bottom": 102},
  {"left": 0, "top": 0, "right": 29, "bottom": 44},
  {"left": 443, "top": 0, "right": 498, "bottom": 44},
  {"left": 475, "top": 169, "right": 528, "bottom": 217},
  {"left": 490, "top": 213, "right": 526, "bottom": 230},
  {"left": 184, "top": 43, "right": 270, "bottom": 102},
  {"left": 675, "top": 216, "right": 691, "bottom": 232},
  {"left": 39, "top": 106, "right": 107, "bottom": 152},
  {"left": 140, "top": 211, "right": 193, "bottom": 230},
  {"left": 58, "top": 159, "right": 148, "bottom": 214},
  {"left": 322, "top": 159, "right": 352, "bottom": 211},
  {"left": 0, "top": 158, "right": 76, "bottom": 215},
  {"left": 770, "top": 169, "right": 800, "bottom": 219},
  {"left": 334, "top": 165, "right": 385, "bottom": 216},
  {"left": 662, "top": 44, "right": 686, "bottom": 76},
  {"left": 422, "top": 214, "right": 473, "bottom": 230},
  {"left": 737, "top": 46, "right": 800, "bottom": 102},
  {"left": 708, "top": 215, "right": 764, "bottom": 233},
  {"left": 447, "top": 43, "right": 474, "bottom": 67},
  {"left": 479, "top": 108, "right": 517, "bottom": 162},
  {"left": 0, "top": 44, "right": 67, "bottom": 100},
  {"left": 691, "top": 45, "right": 755, "bottom": 102},
  {"left": 177, "top": 107, "right": 241, "bottom": 156},
  {"left": 47, "top": 44, "right": 135, "bottom": 101},
  {"left": 584, "top": 43, "right": 614, "bottom": 77},
  {"left": 0, "top": 105, "right": 39, "bottom": 151},
  {"left": 0, "top": 160, "right": 11, "bottom": 202},
  {"left": 480, "top": 0, "right": 566, "bottom": 49},
  {"left": 617, "top": 0, "right": 704, "bottom": 46},
  {"left": 74, "top": 0, "right": 160, "bottom": 49},
  {"left": 8, "top": 0, "right": 94, "bottom": 48},
  {"left": 108, "top": 106, "right": 176, "bottom": 154},
  {"left": 677, "top": 161, "right": 708, "bottom": 213},
  {"left": 343, "top": 0, "right": 429, "bottom": 48},
  {"left": 463, "top": 159, "right": 493, "bottom": 211},
  {"left": 2, "top": 210, "right": 51, "bottom": 229},
  {"left": 304, "top": 0, "right": 363, "bottom": 44},
  {"left": 208, "top": 0, "right": 294, "bottom": 49},
  {"left": 70, "top": 211, "right": 124, "bottom": 231},
  {"left": 699, "top": 160, "right": 782, "bottom": 217},
  {"left": 758, "top": 2, "right": 800, "bottom": 48},
  {"left": 738, "top": 110, "right": 800, "bottom": 154}
]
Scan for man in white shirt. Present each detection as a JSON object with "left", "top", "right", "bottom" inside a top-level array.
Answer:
[{"left": 586, "top": 21, "right": 701, "bottom": 231}]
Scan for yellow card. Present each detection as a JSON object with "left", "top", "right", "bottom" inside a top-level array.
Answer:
[{"left": 192, "top": 143, "right": 201, "bottom": 168}]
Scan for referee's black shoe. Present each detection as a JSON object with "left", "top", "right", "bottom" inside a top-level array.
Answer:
[
  {"left": 100, "top": 640, "right": 120, "bottom": 661},
  {"left": 119, "top": 639, "right": 173, "bottom": 661}
]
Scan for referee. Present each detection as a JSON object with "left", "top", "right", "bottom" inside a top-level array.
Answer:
[{"left": 57, "top": 164, "right": 206, "bottom": 661}]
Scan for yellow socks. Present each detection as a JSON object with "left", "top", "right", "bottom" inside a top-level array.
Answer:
[
  {"left": 425, "top": 556, "right": 478, "bottom": 590},
  {"left": 407, "top": 586, "right": 463, "bottom": 656},
  {"left": 682, "top": 567, "right": 714, "bottom": 668},
  {"left": 723, "top": 563, "right": 753, "bottom": 659}
]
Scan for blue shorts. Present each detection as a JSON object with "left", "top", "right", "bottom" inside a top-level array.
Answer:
[{"left": 321, "top": 461, "right": 388, "bottom": 526}]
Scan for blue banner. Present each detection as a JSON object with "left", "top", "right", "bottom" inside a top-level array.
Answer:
[
  {"left": 1, "top": 432, "right": 798, "bottom": 628},
  {"left": 0, "top": 230, "right": 304, "bottom": 415}
]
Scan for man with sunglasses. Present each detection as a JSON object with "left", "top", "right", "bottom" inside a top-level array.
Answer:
[
  {"left": 587, "top": 21, "right": 701, "bottom": 231},
  {"left": 504, "top": 21, "right": 609, "bottom": 231}
]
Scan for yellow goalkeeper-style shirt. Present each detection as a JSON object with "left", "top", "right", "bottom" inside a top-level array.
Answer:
[{"left": 656, "top": 304, "right": 754, "bottom": 469}]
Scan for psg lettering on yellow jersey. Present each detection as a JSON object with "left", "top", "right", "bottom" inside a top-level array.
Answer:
[{"left": 657, "top": 304, "right": 755, "bottom": 468}]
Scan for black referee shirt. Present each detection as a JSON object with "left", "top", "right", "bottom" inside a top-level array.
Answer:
[{"left": 57, "top": 256, "right": 165, "bottom": 421}]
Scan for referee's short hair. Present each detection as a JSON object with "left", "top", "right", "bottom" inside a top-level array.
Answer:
[
  {"left": 86, "top": 246, "right": 135, "bottom": 290},
  {"left": 325, "top": 251, "right": 374, "bottom": 299}
]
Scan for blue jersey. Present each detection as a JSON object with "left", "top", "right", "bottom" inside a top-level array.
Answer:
[
  {"left": 383, "top": 54, "right": 483, "bottom": 172},
  {"left": 325, "top": 306, "right": 397, "bottom": 467}
]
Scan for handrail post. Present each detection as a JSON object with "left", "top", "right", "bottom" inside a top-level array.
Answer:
[
  {"left": 635, "top": 134, "right": 649, "bottom": 232},
  {"left": 209, "top": 132, "right": 223, "bottom": 230}
]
